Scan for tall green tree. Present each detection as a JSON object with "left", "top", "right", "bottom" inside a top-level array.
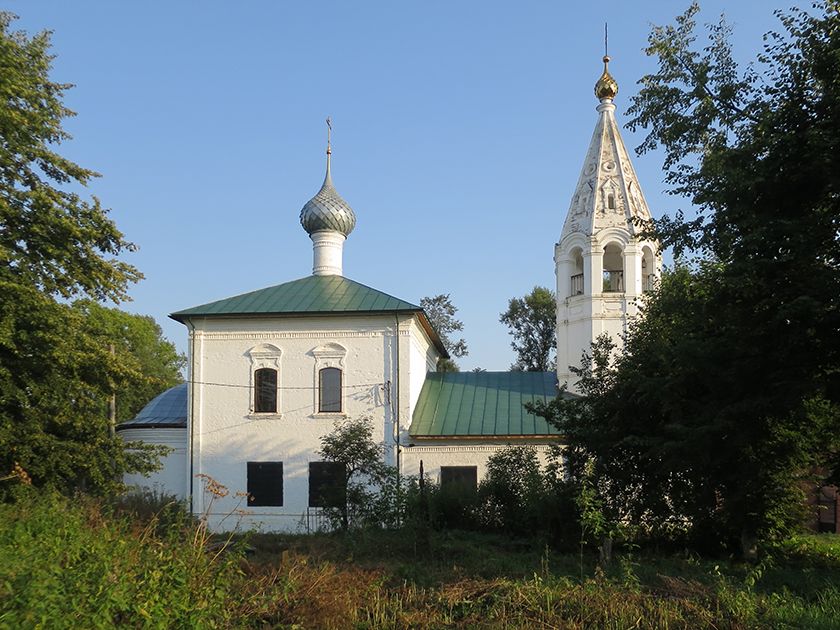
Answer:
[
  {"left": 72, "top": 301, "right": 185, "bottom": 422},
  {"left": 0, "top": 14, "right": 141, "bottom": 300},
  {"left": 500, "top": 286, "right": 556, "bottom": 372},
  {"left": 420, "top": 294, "right": 468, "bottom": 372},
  {"left": 0, "top": 285, "right": 167, "bottom": 496},
  {"left": 534, "top": 2, "right": 840, "bottom": 555},
  {"left": 0, "top": 14, "right": 157, "bottom": 496}
]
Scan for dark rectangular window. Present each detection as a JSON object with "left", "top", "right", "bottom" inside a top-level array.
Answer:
[
  {"left": 440, "top": 466, "right": 478, "bottom": 491},
  {"left": 319, "top": 367, "right": 342, "bottom": 413},
  {"left": 247, "top": 461, "right": 283, "bottom": 506},
  {"left": 308, "top": 461, "right": 346, "bottom": 508},
  {"left": 254, "top": 368, "right": 278, "bottom": 413}
]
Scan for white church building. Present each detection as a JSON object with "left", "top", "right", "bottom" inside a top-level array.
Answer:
[{"left": 119, "top": 56, "right": 661, "bottom": 532}]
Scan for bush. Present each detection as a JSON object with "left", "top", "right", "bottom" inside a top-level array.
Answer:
[
  {"left": 405, "top": 446, "right": 581, "bottom": 548},
  {"left": 111, "top": 487, "right": 191, "bottom": 535},
  {"left": 0, "top": 492, "right": 244, "bottom": 627}
]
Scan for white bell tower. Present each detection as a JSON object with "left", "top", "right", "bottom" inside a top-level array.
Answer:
[{"left": 555, "top": 55, "right": 661, "bottom": 392}]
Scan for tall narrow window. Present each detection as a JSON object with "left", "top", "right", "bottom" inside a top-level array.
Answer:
[
  {"left": 319, "top": 367, "right": 342, "bottom": 413},
  {"left": 254, "top": 368, "right": 277, "bottom": 413},
  {"left": 608, "top": 193, "right": 616, "bottom": 209}
]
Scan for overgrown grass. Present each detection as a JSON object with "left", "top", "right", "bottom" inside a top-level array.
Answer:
[
  {"left": 2, "top": 492, "right": 840, "bottom": 628},
  {"left": 0, "top": 491, "right": 245, "bottom": 628}
]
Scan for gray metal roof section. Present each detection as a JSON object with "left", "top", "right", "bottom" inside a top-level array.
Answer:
[
  {"left": 117, "top": 383, "right": 187, "bottom": 430},
  {"left": 409, "top": 371, "right": 573, "bottom": 437},
  {"left": 300, "top": 150, "right": 356, "bottom": 237}
]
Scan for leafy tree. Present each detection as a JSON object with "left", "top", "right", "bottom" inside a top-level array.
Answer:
[
  {"left": 477, "top": 445, "right": 546, "bottom": 535},
  {"left": 0, "top": 15, "right": 156, "bottom": 496},
  {"left": 73, "top": 301, "right": 185, "bottom": 422},
  {"left": 618, "top": 1, "right": 840, "bottom": 553},
  {"left": 420, "top": 294, "right": 468, "bottom": 372},
  {"left": 0, "top": 284, "right": 167, "bottom": 497},
  {"left": 317, "top": 417, "right": 394, "bottom": 531},
  {"left": 530, "top": 1, "right": 840, "bottom": 557},
  {"left": 500, "top": 286, "right": 556, "bottom": 372},
  {"left": 0, "top": 14, "right": 141, "bottom": 300}
]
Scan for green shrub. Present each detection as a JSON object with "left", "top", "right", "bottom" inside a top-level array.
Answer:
[
  {"left": 0, "top": 492, "right": 243, "bottom": 628},
  {"left": 111, "top": 487, "right": 192, "bottom": 536}
]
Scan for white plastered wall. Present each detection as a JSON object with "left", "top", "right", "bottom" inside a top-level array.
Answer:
[
  {"left": 184, "top": 312, "right": 439, "bottom": 532},
  {"left": 119, "top": 427, "right": 188, "bottom": 499},
  {"left": 401, "top": 441, "right": 559, "bottom": 483}
]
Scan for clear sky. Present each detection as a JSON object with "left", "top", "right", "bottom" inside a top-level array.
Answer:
[{"left": 8, "top": 1, "right": 805, "bottom": 370}]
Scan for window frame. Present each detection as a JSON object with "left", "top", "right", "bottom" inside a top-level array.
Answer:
[
  {"left": 440, "top": 466, "right": 479, "bottom": 492},
  {"left": 318, "top": 367, "right": 342, "bottom": 413},
  {"left": 308, "top": 461, "right": 347, "bottom": 508},
  {"left": 253, "top": 367, "right": 278, "bottom": 413},
  {"left": 311, "top": 343, "right": 347, "bottom": 418},
  {"left": 247, "top": 461, "right": 284, "bottom": 507},
  {"left": 247, "top": 343, "right": 283, "bottom": 417}
]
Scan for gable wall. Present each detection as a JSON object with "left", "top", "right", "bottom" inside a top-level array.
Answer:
[{"left": 185, "top": 313, "right": 434, "bottom": 532}]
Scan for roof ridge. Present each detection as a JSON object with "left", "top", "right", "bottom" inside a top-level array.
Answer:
[{"left": 170, "top": 274, "right": 423, "bottom": 321}]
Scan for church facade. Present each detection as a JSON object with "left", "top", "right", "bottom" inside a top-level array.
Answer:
[{"left": 119, "top": 57, "right": 660, "bottom": 532}]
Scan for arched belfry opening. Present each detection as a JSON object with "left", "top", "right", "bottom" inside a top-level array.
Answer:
[
  {"left": 602, "top": 242, "right": 624, "bottom": 293},
  {"left": 570, "top": 247, "right": 585, "bottom": 296},
  {"left": 642, "top": 245, "right": 656, "bottom": 292}
]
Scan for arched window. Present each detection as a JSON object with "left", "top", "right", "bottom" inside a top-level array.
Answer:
[
  {"left": 569, "top": 247, "right": 585, "bottom": 296},
  {"left": 642, "top": 246, "right": 656, "bottom": 292},
  {"left": 319, "top": 367, "right": 342, "bottom": 413},
  {"left": 602, "top": 242, "right": 625, "bottom": 293},
  {"left": 254, "top": 368, "right": 278, "bottom": 413}
]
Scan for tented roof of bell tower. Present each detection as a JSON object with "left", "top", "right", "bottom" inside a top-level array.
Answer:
[{"left": 561, "top": 56, "right": 653, "bottom": 240}]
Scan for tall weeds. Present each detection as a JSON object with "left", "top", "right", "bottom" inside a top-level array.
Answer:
[{"left": 2, "top": 492, "right": 840, "bottom": 628}]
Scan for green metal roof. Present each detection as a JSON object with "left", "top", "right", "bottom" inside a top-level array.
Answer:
[
  {"left": 171, "top": 275, "right": 422, "bottom": 320},
  {"left": 409, "top": 371, "right": 570, "bottom": 438},
  {"left": 170, "top": 274, "right": 448, "bottom": 357}
]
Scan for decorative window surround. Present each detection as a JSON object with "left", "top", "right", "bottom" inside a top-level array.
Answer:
[
  {"left": 310, "top": 343, "right": 347, "bottom": 417},
  {"left": 248, "top": 343, "right": 283, "bottom": 415}
]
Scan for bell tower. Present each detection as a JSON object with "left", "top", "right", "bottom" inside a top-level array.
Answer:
[{"left": 554, "top": 55, "right": 661, "bottom": 392}]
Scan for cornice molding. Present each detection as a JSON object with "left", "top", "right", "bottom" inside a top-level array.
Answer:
[{"left": 193, "top": 330, "right": 411, "bottom": 341}]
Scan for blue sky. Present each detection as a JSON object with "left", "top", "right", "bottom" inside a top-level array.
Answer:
[{"left": 9, "top": 1, "right": 804, "bottom": 370}]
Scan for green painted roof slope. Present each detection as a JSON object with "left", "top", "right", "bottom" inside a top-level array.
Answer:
[
  {"left": 410, "top": 371, "right": 569, "bottom": 437},
  {"left": 171, "top": 275, "right": 421, "bottom": 320}
]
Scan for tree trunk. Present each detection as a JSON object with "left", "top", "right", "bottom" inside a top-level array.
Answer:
[
  {"left": 599, "top": 536, "right": 613, "bottom": 566},
  {"left": 741, "top": 527, "right": 758, "bottom": 562}
]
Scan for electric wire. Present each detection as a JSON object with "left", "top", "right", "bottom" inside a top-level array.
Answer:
[{"left": 182, "top": 379, "right": 384, "bottom": 391}]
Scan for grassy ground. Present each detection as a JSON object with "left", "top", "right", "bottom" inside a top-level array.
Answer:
[
  {"left": 242, "top": 530, "right": 840, "bottom": 628},
  {"left": 2, "top": 493, "right": 840, "bottom": 628}
]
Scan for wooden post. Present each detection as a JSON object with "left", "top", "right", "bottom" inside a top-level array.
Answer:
[{"left": 108, "top": 343, "right": 116, "bottom": 439}]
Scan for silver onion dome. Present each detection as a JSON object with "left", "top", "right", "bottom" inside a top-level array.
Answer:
[{"left": 300, "top": 147, "right": 356, "bottom": 237}]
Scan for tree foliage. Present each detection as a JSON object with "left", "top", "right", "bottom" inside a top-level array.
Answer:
[
  {"left": 317, "top": 417, "right": 395, "bottom": 531},
  {"left": 0, "top": 15, "right": 159, "bottom": 496},
  {"left": 420, "top": 294, "right": 468, "bottom": 372},
  {"left": 534, "top": 2, "right": 840, "bottom": 555},
  {"left": 72, "top": 301, "right": 185, "bottom": 422},
  {"left": 500, "top": 286, "right": 556, "bottom": 372},
  {"left": 0, "top": 13, "right": 141, "bottom": 300},
  {"left": 0, "top": 284, "right": 168, "bottom": 497}
]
